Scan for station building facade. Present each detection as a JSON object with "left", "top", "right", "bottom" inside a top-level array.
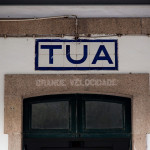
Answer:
[{"left": 0, "top": 17, "right": 150, "bottom": 150}]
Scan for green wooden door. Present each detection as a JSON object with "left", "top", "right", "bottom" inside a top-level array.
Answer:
[{"left": 23, "top": 94, "right": 131, "bottom": 150}]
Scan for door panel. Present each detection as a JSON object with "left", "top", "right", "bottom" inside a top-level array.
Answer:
[
  {"left": 31, "top": 101, "right": 70, "bottom": 129},
  {"left": 40, "top": 148, "right": 113, "bottom": 150},
  {"left": 85, "top": 101, "right": 123, "bottom": 129},
  {"left": 84, "top": 147, "right": 113, "bottom": 150},
  {"left": 40, "top": 148, "right": 84, "bottom": 150},
  {"left": 23, "top": 138, "right": 130, "bottom": 150}
]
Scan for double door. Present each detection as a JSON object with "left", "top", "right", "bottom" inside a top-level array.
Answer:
[{"left": 23, "top": 94, "right": 131, "bottom": 150}]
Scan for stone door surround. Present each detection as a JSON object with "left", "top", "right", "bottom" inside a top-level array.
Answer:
[{"left": 4, "top": 74, "right": 149, "bottom": 150}]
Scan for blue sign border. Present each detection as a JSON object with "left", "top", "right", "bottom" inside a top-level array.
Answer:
[{"left": 35, "top": 39, "right": 118, "bottom": 71}]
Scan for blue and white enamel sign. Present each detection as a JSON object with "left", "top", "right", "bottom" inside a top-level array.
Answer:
[{"left": 35, "top": 39, "right": 118, "bottom": 70}]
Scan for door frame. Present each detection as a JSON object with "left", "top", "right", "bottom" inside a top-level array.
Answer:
[{"left": 4, "top": 74, "right": 149, "bottom": 150}]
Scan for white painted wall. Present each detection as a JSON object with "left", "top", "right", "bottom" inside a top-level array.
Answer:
[
  {"left": 147, "top": 134, "right": 150, "bottom": 150},
  {"left": 0, "top": 36, "right": 150, "bottom": 149}
]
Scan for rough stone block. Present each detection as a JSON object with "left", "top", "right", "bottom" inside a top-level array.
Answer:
[
  {"left": 0, "top": 18, "right": 76, "bottom": 36},
  {"left": 4, "top": 96, "right": 22, "bottom": 134},
  {"left": 78, "top": 18, "right": 141, "bottom": 35},
  {"left": 142, "top": 18, "right": 150, "bottom": 35},
  {"left": 8, "top": 133, "right": 22, "bottom": 150}
]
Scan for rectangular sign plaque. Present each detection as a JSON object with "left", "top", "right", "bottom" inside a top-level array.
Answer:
[{"left": 35, "top": 39, "right": 118, "bottom": 71}]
